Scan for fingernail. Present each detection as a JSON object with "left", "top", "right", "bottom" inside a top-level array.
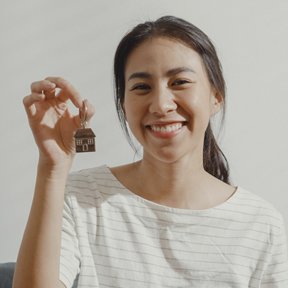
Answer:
[
  {"left": 47, "top": 83, "right": 56, "bottom": 88},
  {"left": 61, "top": 80, "right": 69, "bottom": 87}
]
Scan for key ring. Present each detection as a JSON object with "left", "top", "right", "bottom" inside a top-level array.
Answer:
[{"left": 79, "top": 101, "right": 88, "bottom": 129}]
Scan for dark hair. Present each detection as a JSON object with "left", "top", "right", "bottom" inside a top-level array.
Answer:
[{"left": 114, "top": 15, "right": 230, "bottom": 184}]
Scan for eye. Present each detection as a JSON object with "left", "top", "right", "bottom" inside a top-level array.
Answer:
[
  {"left": 171, "top": 79, "right": 191, "bottom": 86},
  {"left": 131, "top": 84, "right": 151, "bottom": 91}
]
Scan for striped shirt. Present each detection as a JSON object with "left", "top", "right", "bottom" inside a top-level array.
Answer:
[{"left": 59, "top": 165, "right": 288, "bottom": 288}]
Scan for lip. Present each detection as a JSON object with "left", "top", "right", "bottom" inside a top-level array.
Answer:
[
  {"left": 146, "top": 120, "right": 186, "bottom": 126},
  {"left": 146, "top": 121, "right": 187, "bottom": 139}
]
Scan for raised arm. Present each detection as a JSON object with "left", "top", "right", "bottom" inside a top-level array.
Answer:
[{"left": 12, "top": 77, "right": 94, "bottom": 288}]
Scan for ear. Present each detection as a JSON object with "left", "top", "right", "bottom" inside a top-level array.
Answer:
[{"left": 210, "top": 90, "right": 223, "bottom": 117}]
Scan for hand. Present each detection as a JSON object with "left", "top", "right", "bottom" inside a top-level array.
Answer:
[{"left": 23, "top": 77, "right": 95, "bottom": 168}]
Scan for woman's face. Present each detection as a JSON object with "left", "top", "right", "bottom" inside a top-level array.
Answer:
[{"left": 123, "top": 37, "right": 222, "bottom": 164}]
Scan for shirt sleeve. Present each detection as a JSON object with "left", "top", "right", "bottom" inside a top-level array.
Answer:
[
  {"left": 261, "top": 216, "right": 288, "bottom": 287},
  {"left": 59, "top": 189, "right": 81, "bottom": 288}
]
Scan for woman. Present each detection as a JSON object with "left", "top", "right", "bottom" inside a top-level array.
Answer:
[{"left": 13, "top": 16, "right": 288, "bottom": 288}]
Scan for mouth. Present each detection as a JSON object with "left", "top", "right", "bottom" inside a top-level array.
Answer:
[{"left": 146, "top": 121, "right": 188, "bottom": 133}]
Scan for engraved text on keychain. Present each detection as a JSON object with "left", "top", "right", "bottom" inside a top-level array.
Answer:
[{"left": 74, "top": 101, "right": 96, "bottom": 153}]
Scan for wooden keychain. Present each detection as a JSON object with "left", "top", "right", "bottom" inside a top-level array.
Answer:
[{"left": 74, "top": 101, "right": 96, "bottom": 153}]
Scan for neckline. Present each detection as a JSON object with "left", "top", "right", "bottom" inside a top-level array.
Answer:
[{"left": 103, "top": 164, "right": 240, "bottom": 215}]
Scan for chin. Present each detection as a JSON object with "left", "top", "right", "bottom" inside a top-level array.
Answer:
[{"left": 144, "top": 147, "right": 188, "bottom": 164}]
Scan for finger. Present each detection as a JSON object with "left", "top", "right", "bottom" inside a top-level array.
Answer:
[
  {"left": 45, "top": 77, "right": 82, "bottom": 108},
  {"left": 43, "top": 88, "right": 56, "bottom": 99},
  {"left": 23, "top": 93, "right": 45, "bottom": 118},
  {"left": 85, "top": 99, "right": 95, "bottom": 122},
  {"left": 78, "top": 99, "right": 95, "bottom": 123},
  {"left": 30, "top": 80, "right": 56, "bottom": 94},
  {"left": 74, "top": 100, "right": 95, "bottom": 128}
]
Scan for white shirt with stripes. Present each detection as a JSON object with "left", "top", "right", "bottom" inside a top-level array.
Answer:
[{"left": 59, "top": 165, "right": 288, "bottom": 288}]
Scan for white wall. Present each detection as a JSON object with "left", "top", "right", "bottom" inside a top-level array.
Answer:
[{"left": 0, "top": 0, "right": 287, "bottom": 262}]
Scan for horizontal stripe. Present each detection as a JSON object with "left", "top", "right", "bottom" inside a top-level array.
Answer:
[{"left": 59, "top": 165, "right": 288, "bottom": 288}]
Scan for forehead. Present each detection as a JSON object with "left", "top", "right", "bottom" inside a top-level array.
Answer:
[{"left": 125, "top": 37, "right": 205, "bottom": 76}]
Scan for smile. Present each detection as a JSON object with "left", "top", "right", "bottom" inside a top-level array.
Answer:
[
  {"left": 150, "top": 123, "right": 184, "bottom": 133},
  {"left": 146, "top": 121, "right": 188, "bottom": 138}
]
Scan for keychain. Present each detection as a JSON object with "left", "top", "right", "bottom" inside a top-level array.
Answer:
[{"left": 74, "top": 101, "right": 96, "bottom": 153}]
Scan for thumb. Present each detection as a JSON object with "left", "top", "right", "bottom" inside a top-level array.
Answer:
[{"left": 74, "top": 99, "right": 95, "bottom": 128}]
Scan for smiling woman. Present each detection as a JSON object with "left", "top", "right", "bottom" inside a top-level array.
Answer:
[
  {"left": 123, "top": 37, "right": 222, "bottom": 172},
  {"left": 114, "top": 17, "right": 229, "bottom": 183},
  {"left": 13, "top": 15, "right": 288, "bottom": 288}
]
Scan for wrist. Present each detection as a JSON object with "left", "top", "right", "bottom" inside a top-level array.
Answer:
[{"left": 37, "top": 156, "right": 73, "bottom": 180}]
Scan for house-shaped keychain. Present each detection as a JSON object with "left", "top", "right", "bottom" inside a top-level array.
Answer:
[
  {"left": 74, "top": 128, "right": 96, "bottom": 152},
  {"left": 74, "top": 100, "right": 96, "bottom": 153}
]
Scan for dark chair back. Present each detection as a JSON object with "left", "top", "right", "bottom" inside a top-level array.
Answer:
[{"left": 0, "top": 263, "right": 15, "bottom": 288}]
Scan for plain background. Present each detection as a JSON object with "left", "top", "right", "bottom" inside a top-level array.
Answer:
[{"left": 0, "top": 0, "right": 288, "bottom": 262}]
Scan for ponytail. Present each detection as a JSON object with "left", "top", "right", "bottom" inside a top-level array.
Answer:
[{"left": 203, "top": 123, "right": 230, "bottom": 184}]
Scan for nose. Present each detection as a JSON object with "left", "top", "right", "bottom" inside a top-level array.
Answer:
[{"left": 149, "top": 86, "right": 177, "bottom": 115}]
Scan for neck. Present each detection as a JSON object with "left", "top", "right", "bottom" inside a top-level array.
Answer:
[
  {"left": 133, "top": 153, "right": 214, "bottom": 209},
  {"left": 110, "top": 151, "right": 235, "bottom": 210}
]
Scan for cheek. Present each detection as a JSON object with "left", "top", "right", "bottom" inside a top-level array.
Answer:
[
  {"left": 193, "top": 86, "right": 213, "bottom": 114},
  {"left": 178, "top": 95, "right": 212, "bottom": 133},
  {"left": 181, "top": 95, "right": 210, "bottom": 117},
  {"left": 123, "top": 98, "right": 144, "bottom": 126}
]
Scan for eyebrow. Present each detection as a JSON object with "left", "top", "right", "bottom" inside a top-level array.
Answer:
[
  {"left": 128, "top": 66, "right": 195, "bottom": 81},
  {"left": 166, "top": 67, "right": 195, "bottom": 76},
  {"left": 128, "top": 72, "right": 151, "bottom": 81}
]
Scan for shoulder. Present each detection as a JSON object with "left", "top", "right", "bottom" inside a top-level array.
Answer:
[
  {"left": 66, "top": 165, "right": 108, "bottom": 189},
  {"left": 232, "top": 186, "right": 284, "bottom": 230},
  {"left": 67, "top": 164, "right": 112, "bottom": 182},
  {"left": 65, "top": 164, "right": 130, "bottom": 204},
  {"left": 66, "top": 164, "right": 124, "bottom": 189}
]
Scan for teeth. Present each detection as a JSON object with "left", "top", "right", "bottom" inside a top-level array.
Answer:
[{"left": 150, "top": 123, "right": 184, "bottom": 133}]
